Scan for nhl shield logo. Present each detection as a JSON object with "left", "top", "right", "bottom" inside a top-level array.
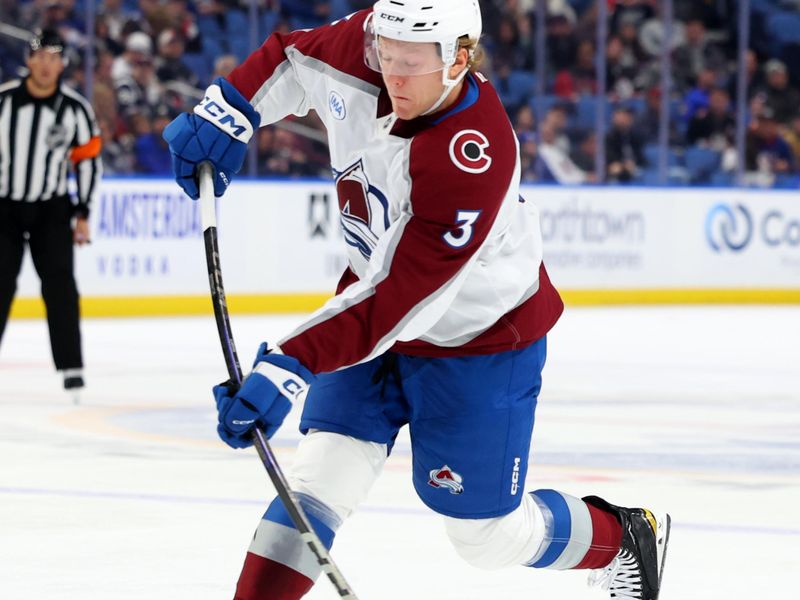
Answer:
[
  {"left": 45, "top": 124, "right": 67, "bottom": 150},
  {"left": 428, "top": 465, "right": 464, "bottom": 495}
]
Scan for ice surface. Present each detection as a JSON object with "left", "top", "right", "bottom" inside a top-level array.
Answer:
[{"left": 1, "top": 306, "right": 798, "bottom": 599}]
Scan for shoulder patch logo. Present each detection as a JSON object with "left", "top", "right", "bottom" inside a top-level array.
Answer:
[
  {"left": 329, "top": 91, "right": 346, "bottom": 120},
  {"left": 449, "top": 129, "right": 492, "bottom": 174}
]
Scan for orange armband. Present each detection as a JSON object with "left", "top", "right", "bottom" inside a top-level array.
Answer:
[{"left": 70, "top": 136, "right": 102, "bottom": 164}]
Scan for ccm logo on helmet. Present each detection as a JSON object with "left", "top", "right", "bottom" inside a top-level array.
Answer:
[
  {"left": 378, "top": 13, "right": 404, "bottom": 22},
  {"left": 449, "top": 129, "right": 492, "bottom": 174}
]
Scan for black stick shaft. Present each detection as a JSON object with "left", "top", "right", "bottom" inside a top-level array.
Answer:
[{"left": 198, "top": 163, "right": 358, "bottom": 599}]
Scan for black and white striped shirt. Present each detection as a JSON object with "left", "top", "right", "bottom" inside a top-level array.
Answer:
[{"left": 0, "top": 78, "right": 102, "bottom": 216}]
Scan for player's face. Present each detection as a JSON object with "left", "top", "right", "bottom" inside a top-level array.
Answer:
[
  {"left": 26, "top": 49, "right": 64, "bottom": 91},
  {"left": 383, "top": 68, "right": 447, "bottom": 120},
  {"left": 377, "top": 38, "right": 460, "bottom": 120}
]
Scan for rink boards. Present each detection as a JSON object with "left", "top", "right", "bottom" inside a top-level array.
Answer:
[{"left": 11, "top": 179, "right": 800, "bottom": 317}]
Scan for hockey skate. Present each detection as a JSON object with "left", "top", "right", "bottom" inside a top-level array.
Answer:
[
  {"left": 63, "top": 369, "right": 84, "bottom": 405},
  {"left": 584, "top": 496, "right": 671, "bottom": 600}
]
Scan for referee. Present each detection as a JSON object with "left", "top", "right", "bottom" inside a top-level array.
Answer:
[{"left": 0, "top": 29, "right": 102, "bottom": 395}]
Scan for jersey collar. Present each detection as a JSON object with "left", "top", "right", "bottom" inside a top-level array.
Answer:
[{"left": 385, "top": 72, "right": 480, "bottom": 138}]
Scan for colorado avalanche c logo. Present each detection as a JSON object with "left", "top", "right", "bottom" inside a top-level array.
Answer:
[
  {"left": 449, "top": 129, "right": 492, "bottom": 174},
  {"left": 335, "top": 160, "right": 389, "bottom": 259}
]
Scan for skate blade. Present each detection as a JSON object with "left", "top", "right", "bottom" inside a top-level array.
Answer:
[{"left": 654, "top": 512, "right": 671, "bottom": 599}]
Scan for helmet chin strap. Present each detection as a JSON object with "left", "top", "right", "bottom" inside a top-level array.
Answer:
[{"left": 421, "top": 66, "right": 469, "bottom": 116}]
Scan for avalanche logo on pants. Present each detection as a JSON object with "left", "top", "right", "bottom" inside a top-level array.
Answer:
[{"left": 428, "top": 465, "right": 464, "bottom": 495}]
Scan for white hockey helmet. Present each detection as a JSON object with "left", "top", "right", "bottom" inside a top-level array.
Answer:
[{"left": 365, "top": 0, "right": 482, "bottom": 79}]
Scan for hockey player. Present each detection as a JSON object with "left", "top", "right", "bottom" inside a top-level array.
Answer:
[{"left": 163, "top": 1, "right": 670, "bottom": 598}]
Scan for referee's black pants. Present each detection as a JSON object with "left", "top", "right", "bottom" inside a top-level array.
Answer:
[{"left": 0, "top": 197, "right": 82, "bottom": 371}]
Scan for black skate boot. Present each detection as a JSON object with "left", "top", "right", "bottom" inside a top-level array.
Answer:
[
  {"left": 63, "top": 369, "right": 84, "bottom": 404},
  {"left": 583, "top": 496, "right": 670, "bottom": 600}
]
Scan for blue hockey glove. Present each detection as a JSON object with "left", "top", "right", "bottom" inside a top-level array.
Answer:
[
  {"left": 163, "top": 77, "right": 260, "bottom": 199},
  {"left": 213, "top": 343, "right": 315, "bottom": 449}
]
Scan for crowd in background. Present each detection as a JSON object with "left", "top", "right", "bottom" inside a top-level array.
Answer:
[{"left": 2, "top": 0, "right": 800, "bottom": 187}]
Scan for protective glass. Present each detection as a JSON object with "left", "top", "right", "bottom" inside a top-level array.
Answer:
[{"left": 364, "top": 25, "right": 446, "bottom": 77}]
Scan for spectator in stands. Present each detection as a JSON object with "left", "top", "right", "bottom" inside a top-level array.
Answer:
[
  {"left": 633, "top": 87, "right": 680, "bottom": 147},
  {"left": 545, "top": 12, "right": 577, "bottom": 73},
  {"left": 91, "top": 71, "right": 119, "bottom": 134},
  {"left": 686, "top": 87, "right": 735, "bottom": 150},
  {"left": 727, "top": 49, "right": 765, "bottom": 102},
  {"left": 134, "top": 107, "right": 174, "bottom": 174},
  {"left": 213, "top": 54, "right": 239, "bottom": 81},
  {"left": 256, "top": 126, "right": 277, "bottom": 176},
  {"left": 93, "top": 14, "right": 125, "bottom": 56},
  {"left": 519, "top": 131, "right": 539, "bottom": 183},
  {"left": 605, "top": 35, "right": 638, "bottom": 99},
  {"left": 112, "top": 30, "right": 152, "bottom": 84},
  {"left": 745, "top": 107, "right": 795, "bottom": 184},
  {"left": 98, "top": 0, "right": 135, "bottom": 43},
  {"left": 782, "top": 112, "right": 800, "bottom": 162},
  {"left": 490, "top": 16, "right": 521, "bottom": 73},
  {"left": 553, "top": 39, "right": 598, "bottom": 100},
  {"left": 515, "top": 11, "right": 536, "bottom": 72},
  {"left": 606, "top": 106, "right": 645, "bottom": 182},
  {"left": 610, "top": 0, "right": 655, "bottom": 33},
  {"left": 514, "top": 104, "right": 536, "bottom": 143},
  {"left": 99, "top": 117, "right": 135, "bottom": 174},
  {"left": 756, "top": 59, "right": 800, "bottom": 125},
  {"left": 115, "top": 45, "right": 164, "bottom": 125},
  {"left": 513, "top": 103, "right": 537, "bottom": 183},
  {"left": 94, "top": 49, "right": 116, "bottom": 88},
  {"left": 638, "top": 3, "right": 686, "bottom": 59},
  {"left": 542, "top": 104, "right": 572, "bottom": 154},
  {"left": 164, "top": 0, "right": 201, "bottom": 53},
  {"left": 155, "top": 27, "right": 199, "bottom": 88},
  {"left": 139, "top": 0, "right": 173, "bottom": 33},
  {"left": 570, "top": 130, "right": 598, "bottom": 177},
  {"left": 683, "top": 67, "right": 718, "bottom": 121},
  {"left": 538, "top": 120, "right": 592, "bottom": 185},
  {"left": 261, "top": 127, "right": 321, "bottom": 179},
  {"left": 672, "top": 17, "right": 727, "bottom": 92},
  {"left": 615, "top": 12, "right": 648, "bottom": 70},
  {"left": 40, "top": 1, "right": 83, "bottom": 37}
]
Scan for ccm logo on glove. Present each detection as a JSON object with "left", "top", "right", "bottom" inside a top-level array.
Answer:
[
  {"left": 194, "top": 83, "right": 255, "bottom": 143},
  {"left": 253, "top": 361, "right": 309, "bottom": 402}
]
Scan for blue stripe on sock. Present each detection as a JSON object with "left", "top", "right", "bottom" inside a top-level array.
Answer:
[
  {"left": 531, "top": 489, "right": 572, "bottom": 568},
  {"left": 263, "top": 494, "right": 336, "bottom": 549}
]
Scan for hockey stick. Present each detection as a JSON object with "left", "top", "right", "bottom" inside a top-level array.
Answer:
[{"left": 198, "top": 163, "right": 359, "bottom": 599}]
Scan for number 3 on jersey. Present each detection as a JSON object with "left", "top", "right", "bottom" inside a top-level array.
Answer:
[{"left": 443, "top": 210, "right": 482, "bottom": 249}]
